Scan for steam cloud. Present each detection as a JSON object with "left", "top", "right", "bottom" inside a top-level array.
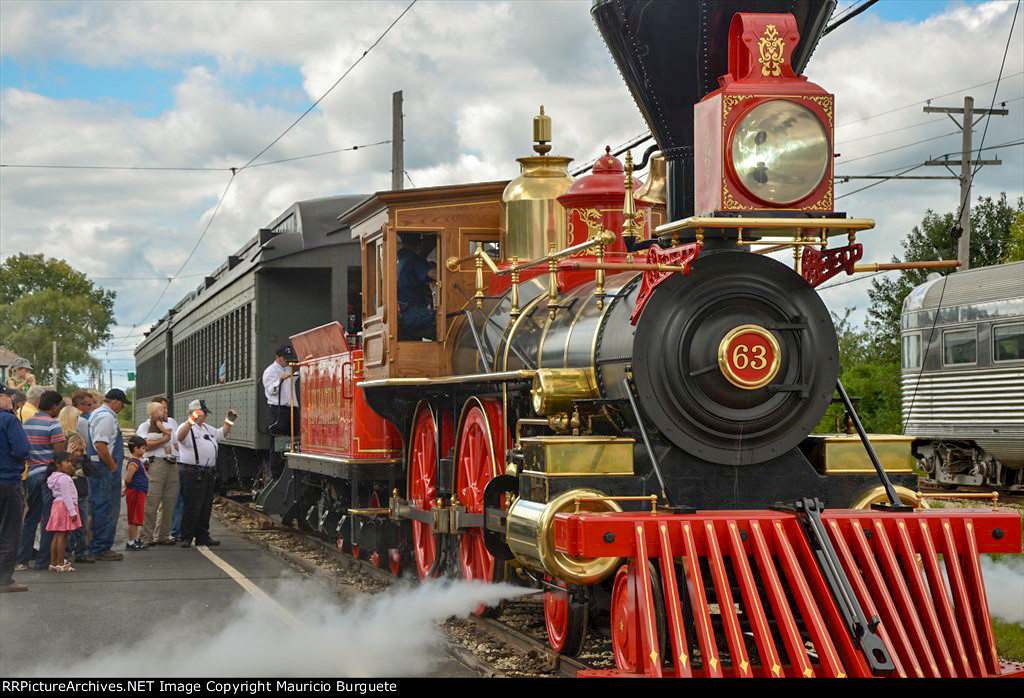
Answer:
[
  {"left": 24, "top": 580, "right": 530, "bottom": 677},
  {"left": 982, "top": 555, "right": 1024, "bottom": 626}
]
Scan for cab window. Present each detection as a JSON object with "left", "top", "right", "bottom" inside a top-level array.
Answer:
[{"left": 397, "top": 232, "right": 439, "bottom": 341}]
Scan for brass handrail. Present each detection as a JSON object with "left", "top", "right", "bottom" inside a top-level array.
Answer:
[
  {"left": 574, "top": 494, "right": 659, "bottom": 514},
  {"left": 494, "top": 231, "right": 615, "bottom": 276},
  {"left": 656, "top": 216, "right": 876, "bottom": 237},
  {"left": 917, "top": 491, "right": 999, "bottom": 511}
]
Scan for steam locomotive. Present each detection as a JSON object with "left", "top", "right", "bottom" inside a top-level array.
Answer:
[{"left": 244, "top": 0, "right": 1022, "bottom": 678}]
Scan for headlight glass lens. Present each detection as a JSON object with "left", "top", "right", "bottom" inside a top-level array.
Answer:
[{"left": 731, "top": 100, "right": 829, "bottom": 205}]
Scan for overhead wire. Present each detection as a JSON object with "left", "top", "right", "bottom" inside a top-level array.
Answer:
[
  {"left": 109, "top": 3, "right": 418, "bottom": 349},
  {"left": 237, "top": 0, "right": 417, "bottom": 171}
]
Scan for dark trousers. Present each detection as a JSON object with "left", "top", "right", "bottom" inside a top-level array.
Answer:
[
  {"left": 267, "top": 404, "right": 298, "bottom": 479},
  {"left": 17, "top": 470, "right": 53, "bottom": 568},
  {"left": 0, "top": 484, "right": 24, "bottom": 585},
  {"left": 179, "top": 466, "right": 216, "bottom": 544}
]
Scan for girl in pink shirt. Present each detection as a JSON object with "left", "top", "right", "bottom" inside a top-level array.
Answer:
[{"left": 46, "top": 452, "right": 81, "bottom": 572}]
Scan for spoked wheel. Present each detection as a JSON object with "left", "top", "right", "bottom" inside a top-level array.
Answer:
[
  {"left": 610, "top": 562, "right": 668, "bottom": 673},
  {"left": 456, "top": 398, "right": 504, "bottom": 616},
  {"left": 409, "top": 403, "right": 452, "bottom": 579},
  {"left": 389, "top": 549, "right": 402, "bottom": 577},
  {"left": 544, "top": 577, "right": 589, "bottom": 656}
]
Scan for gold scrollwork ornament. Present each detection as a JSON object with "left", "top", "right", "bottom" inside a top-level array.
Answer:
[{"left": 758, "top": 24, "right": 785, "bottom": 77}]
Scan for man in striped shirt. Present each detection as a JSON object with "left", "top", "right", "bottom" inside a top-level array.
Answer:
[{"left": 16, "top": 390, "right": 65, "bottom": 570}]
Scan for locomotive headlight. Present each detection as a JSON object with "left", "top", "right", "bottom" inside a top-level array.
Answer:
[{"left": 730, "top": 99, "right": 830, "bottom": 205}]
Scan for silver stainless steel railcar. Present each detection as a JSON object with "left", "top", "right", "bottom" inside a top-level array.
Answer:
[
  {"left": 901, "top": 261, "right": 1024, "bottom": 490},
  {"left": 134, "top": 194, "right": 365, "bottom": 485}
]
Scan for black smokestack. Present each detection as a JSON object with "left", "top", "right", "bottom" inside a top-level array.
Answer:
[{"left": 591, "top": 0, "right": 836, "bottom": 221}]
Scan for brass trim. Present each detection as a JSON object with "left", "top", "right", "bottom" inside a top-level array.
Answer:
[
  {"left": 283, "top": 452, "right": 402, "bottom": 466},
  {"left": 347, "top": 507, "right": 390, "bottom": 516},
  {"left": 717, "top": 324, "right": 781, "bottom": 390},
  {"left": 359, "top": 370, "right": 536, "bottom": 389},
  {"left": 849, "top": 485, "right": 928, "bottom": 510},
  {"left": 917, "top": 491, "right": 999, "bottom": 511},
  {"left": 656, "top": 216, "right": 874, "bottom": 236}
]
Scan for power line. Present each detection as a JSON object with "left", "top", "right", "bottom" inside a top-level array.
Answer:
[
  {"left": 840, "top": 116, "right": 946, "bottom": 145},
  {"left": 113, "top": 172, "right": 237, "bottom": 347},
  {"left": 823, "top": 0, "right": 878, "bottom": 36},
  {"left": 836, "top": 162, "right": 927, "bottom": 200},
  {"left": 837, "top": 70, "right": 1024, "bottom": 128},
  {"left": 0, "top": 138, "right": 391, "bottom": 172},
  {"left": 238, "top": 1, "right": 417, "bottom": 171},
  {"left": 838, "top": 130, "right": 960, "bottom": 166}
]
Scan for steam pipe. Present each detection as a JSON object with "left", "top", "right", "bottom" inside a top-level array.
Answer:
[{"left": 623, "top": 377, "right": 670, "bottom": 506}]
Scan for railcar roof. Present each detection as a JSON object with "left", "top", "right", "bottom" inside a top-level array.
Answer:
[
  {"left": 904, "top": 260, "right": 1024, "bottom": 312},
  {"left": 135, "top": 193, "right": 366, "bottom": 352}
]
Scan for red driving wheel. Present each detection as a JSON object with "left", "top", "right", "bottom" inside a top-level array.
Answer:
[
  {"left": 408, "top": 403, "right": 452, "bottom": 579},
  {"left": 609, "top": 562, "right": 668, "bottom": 673},
  {"left": 455, "top": 399, "right": 504, "bottom": 614},
  {"left": 389, "top": 548, "right": 402, "bottom": 577},
  {"left": 544, "top": 577, "right": 589, "bottom": 656},
  {"left": 610, "top": 565, "right": 638, "bottom": 672}
]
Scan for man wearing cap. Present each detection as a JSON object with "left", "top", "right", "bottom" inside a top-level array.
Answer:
[
  {"left": 0, "top": 386, "right": 30, "bottom": 592},
  {"left": 262, "top": 345, "right": 298, "bottom": 479},
  {"left": 6, "top": 358, "right": 36, "bottom": 393},
  {"left": 87, "top": 389, "right": 130, "bottom": 561},
  {"left": 176, "top": 399, "right": 234, "bottom": 547}
]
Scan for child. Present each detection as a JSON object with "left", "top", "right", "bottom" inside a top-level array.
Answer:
[
  {"left": 45, "top": 452, "right": 82, "bottom": 572},
  {"left": 123, "top": 435, "right": 150, "bottom": 551},
  {"left": 65, "top": 434, "right": 93, "bottom": 563}
]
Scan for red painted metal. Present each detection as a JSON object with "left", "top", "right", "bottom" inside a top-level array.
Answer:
[
  {"left": 703, "top": 520, "right": 751, "bottom": 677},
  {"left": 693, "top": 13, "right": 834, "bottom": 215},
  {"left": 610, "top": 564, "right": 639, "bottom": 672},
  {"left": 543, "top": 582, "right": 570, "bottom": 653},
  {"left": 632, "top": 526, "right": 664, "bottom": 677},
  {"left": 298, "top": 348, "right": 402, "bottom": 459},
  {"left": 554, "top": 508, "right": 1021, "bottom": 678},
  {"left": 748, "top": 520, "right": 816, "bottom": 678},
  {"left": 455, "top": 399, "right": 504, "bottom": 613},
  {"left": 629, "top": 242, "right": 702, "bottom": 325},
  {"left": 408, "top": 403, "right": 452, "bottom": 580},
  {"left": 827, "top": 518, "right": 908, "bottom": 678},
  {"left": 801, "top": 244, "right": 864, "bottom": 287},
  {"left": 655, "top": 523, "right": 692, "bottom": 677}
]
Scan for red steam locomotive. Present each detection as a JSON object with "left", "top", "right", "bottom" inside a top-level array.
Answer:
[{"left": 264, "top": 0, "right": 1023, "bottom": 678}]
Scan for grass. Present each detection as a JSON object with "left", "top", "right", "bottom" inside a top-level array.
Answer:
[{"left": 993, "top": 618, "right": 1024, "bottom": 662}]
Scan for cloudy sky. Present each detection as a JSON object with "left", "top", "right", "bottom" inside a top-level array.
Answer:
[{"left": 1, "top": 0, "right": 1022, "bottom": 387}]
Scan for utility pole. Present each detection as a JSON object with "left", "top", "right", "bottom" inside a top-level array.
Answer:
[
  {"left": 109, "top": 368, "right": 113, "bottom": 391},
  {"left": 52, "top": 341, "right": 58, "bottom": 391},
  {"left": 392, "top": 90, "right": 404, "bottom": 191},
  {"left": 924, "top": 96, "right": 1007, "bottom": 270}
]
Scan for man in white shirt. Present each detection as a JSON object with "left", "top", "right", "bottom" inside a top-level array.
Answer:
[
  {"left": 176, "top": 399, "right": 234, "bottom": 548},
  {"left": 136, "top": 397, "right": 179, "bottom": 546},
  {"left": 262, "top": 345, "right": 297, "bottom": 479}
]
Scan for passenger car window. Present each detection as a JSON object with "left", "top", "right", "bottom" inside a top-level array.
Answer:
[
  {"left": 994, "top": 322, "right": 1023, "bottom": 362},
  {"left": 901, "top": 333, "right": 921, "bottom": 369},
  {"left": 943, "top": 328, "right": 976, "bottom": 365}
]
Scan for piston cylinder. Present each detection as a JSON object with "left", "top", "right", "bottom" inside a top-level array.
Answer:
[{"left": 505, "top": 488, "right": 622, "bottom": 584}]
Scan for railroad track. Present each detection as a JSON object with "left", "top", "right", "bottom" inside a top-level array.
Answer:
[{"left": 214, "top": 495, "right": 590, "bottom": 678}]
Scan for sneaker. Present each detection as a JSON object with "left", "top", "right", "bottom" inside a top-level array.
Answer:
[
  {"left": 196, "top": 538, "right": 220, "bottom": 547},
  {"left": 74, "top": 554, "right": 96, "bottom": 564},
  {"left": 156, "top": 539, "right": 176, "bottom": 546},
  {"left": 95, "top": 550, "right": 125, "bottom": 561},
  {"left": 0, "top": 583, "right": 28, "bottom": 593},
  {"left": 126, "top": 541, "right": 149, "bottom": 551},
  {"left": 179, "top": 539, "right": 192, "bottom": 548},
  {"left": 13, "top": 564, "right": 28, "bottom": 572}
]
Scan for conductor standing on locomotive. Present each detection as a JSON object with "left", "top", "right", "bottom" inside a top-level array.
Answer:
[
  {"left": 175, "top": 399, "right": 234, "bottom": 547},
  {"left": 262, "top": 345, "right": 297, "bottom": 479}
]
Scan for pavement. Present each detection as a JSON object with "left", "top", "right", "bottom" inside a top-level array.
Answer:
[{"left": 0, "top": 507, "right": 478, "bottom": 678}]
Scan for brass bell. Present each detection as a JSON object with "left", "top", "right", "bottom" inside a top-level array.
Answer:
[{"left": 635, "top": 153, "right": 667, "bottom": 206}]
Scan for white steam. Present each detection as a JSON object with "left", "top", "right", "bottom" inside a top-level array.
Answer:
[
  {"left": 982, "top": 555, "right": 1024, "bottom": 626},
  {"left": 27, "top": 580, "right": 530, "bottom": 677}
]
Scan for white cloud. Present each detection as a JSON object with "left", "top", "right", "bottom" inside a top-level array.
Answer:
[{"left": 1, "top": 0, "right": 1022, "bottom": 373}]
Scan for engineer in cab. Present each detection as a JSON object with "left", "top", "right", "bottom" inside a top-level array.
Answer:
[
  {"left": 262, "top": 344, "right": 298, "bottom": 479},
  {"left": 397, "top": 233, "right": 437, "bottom": 341}
]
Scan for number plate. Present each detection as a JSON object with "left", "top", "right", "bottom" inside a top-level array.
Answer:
[{"left": 717, "top": 324, "right": 781, "bottom": 389}]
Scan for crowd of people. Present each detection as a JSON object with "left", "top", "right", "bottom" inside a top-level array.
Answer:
[{"left": 0, "top": 372, "right": 235, "bottom": 592}]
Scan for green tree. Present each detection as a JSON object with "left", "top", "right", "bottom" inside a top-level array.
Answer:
[
  {"left": 0, "top": 254, "right": 116, "bottom": 387},
  {"left": 1004, "top": 211, "right": 1024, "bottom": 263},
  {"left": 866, "top": 193, "right": 1024, "bottom": 365},
  {"left": 816, "top": 310, "right": 903, "bottom": 434}
]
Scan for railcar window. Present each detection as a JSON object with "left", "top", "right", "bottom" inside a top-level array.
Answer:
[
  {"left": 994, "top": 322, "right": 1023, "bottom": 362},
  {"left": 943, "top": 328, "right": 977, "bottom": 365},
  {"left": 901, "top": 333, "right": 921, "bottom": 369}
]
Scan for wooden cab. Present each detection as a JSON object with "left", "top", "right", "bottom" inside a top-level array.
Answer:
[{"left": 339, "top": 182, "right": 506, "bottom": 380}]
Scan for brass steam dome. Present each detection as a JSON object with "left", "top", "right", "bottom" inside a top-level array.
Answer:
[{"left": 501, "top": 106, "right": 574, "bottom": 262}]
